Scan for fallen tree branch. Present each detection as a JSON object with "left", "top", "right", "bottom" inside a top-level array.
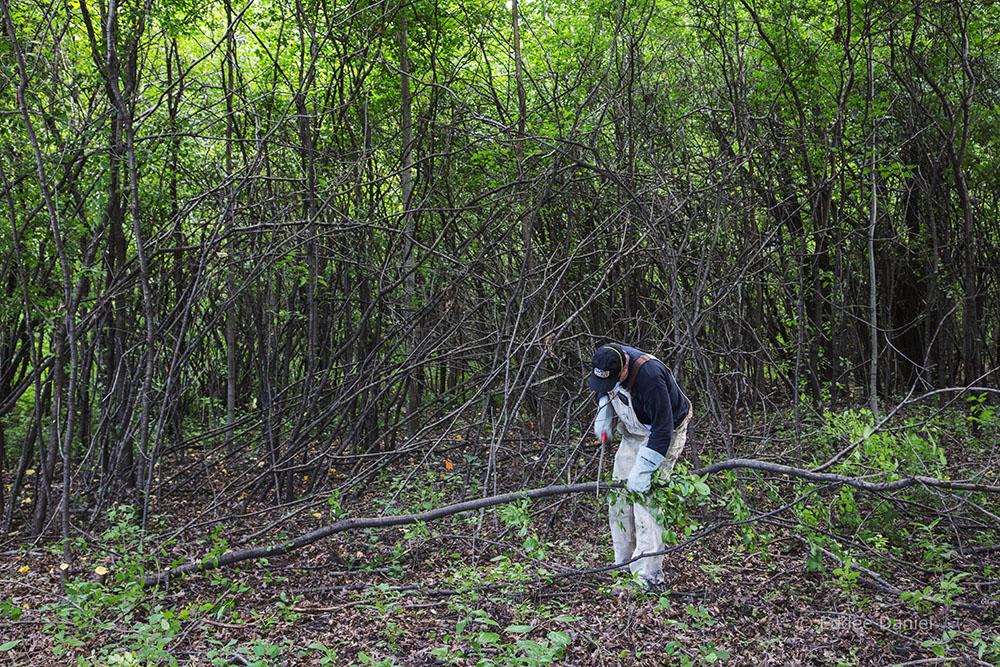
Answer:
[
  {"left": 698, "top": 458, "right": 1000, "bottom": 494},
  {"left": 142, "top": 481, "right": 616, "bottom": 587},
  {"left": 143, "top": 460, "right": 998, "bottom": 587}
]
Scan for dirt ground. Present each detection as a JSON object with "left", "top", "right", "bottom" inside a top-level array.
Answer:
[{"left": 1, "top": 448, "right": 997, "bottom": 666}]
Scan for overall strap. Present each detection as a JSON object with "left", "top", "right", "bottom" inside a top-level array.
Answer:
[{"left": 625, "top": 354, "right": 652, "bottom": 391}]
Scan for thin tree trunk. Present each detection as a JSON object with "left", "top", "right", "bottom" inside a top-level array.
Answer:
[
  {"left": 223, "top": 0, "right": 238, "bottom": 449},
  {"left": 399, "top": 4, "right": 420, "bottom": 438},
  {"left": 867, "top": 22, "right": 879, "bottom": 419}
]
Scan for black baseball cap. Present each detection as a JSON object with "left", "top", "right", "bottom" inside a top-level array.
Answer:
[{"left": 589, "top": 344, "right": 625, "bottom": 393}]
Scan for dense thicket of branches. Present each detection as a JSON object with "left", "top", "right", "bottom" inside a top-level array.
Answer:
[{"left": 1, "top": 0, "right": 998, "bottom": 537}]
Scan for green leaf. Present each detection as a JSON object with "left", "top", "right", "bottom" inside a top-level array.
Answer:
[
  {"left": 476, "top": 632, "right": 500, "bottom": 645},
  {"left": 0, "top": 640, "right": 21, "bottom": 651},
  {"left": 505, "top": 624, "right": 534, "bottom": 634},
  {"left": 546, "top": 630, "right": 571, "bottom": 646},
  {"left": 473, "top": 616, "right": 499, "bottom": 626}
]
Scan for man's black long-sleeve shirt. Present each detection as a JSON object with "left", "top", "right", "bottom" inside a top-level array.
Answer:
[{"left": 598, "top": 345, "right": 690, "bottom": 456}]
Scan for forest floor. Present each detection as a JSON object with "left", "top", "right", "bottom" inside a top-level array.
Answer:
[{"left": 1, "top": 429, "right": 998, "bottom": 666}]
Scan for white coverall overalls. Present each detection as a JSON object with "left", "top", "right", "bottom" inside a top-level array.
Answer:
[{"left": 608, "top": 381, "right": 692, "bottom": 584}]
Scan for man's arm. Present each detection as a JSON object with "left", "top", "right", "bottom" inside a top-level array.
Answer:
[
  {"left": 625, "top": 372, "right": 675, "bottom": 493},
  {"left": 641, "top": 374, "right": 675, "bottom": 456}
]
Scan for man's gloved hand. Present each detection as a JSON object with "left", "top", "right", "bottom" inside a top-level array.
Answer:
[
  {"left": 593, "top": 395, "right": 613, "bottom": 443},
  {"left": 626, "top": 446, "right": 666, "bottom": 493}
]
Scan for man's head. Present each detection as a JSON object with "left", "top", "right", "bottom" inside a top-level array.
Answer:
[{"left": 589, "top": 343, "right": 627, "bottom": 393}]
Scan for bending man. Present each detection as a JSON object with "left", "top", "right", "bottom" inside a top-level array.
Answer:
[{"left": 590, "top": 343, "right": 693, "bottom": 588}]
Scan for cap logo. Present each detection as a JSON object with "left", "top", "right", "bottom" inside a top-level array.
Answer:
[{"left": 594, "top": 368, "right": 610, "bottom": 378}]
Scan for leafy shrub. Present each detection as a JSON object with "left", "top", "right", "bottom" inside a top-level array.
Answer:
[{"left": 822, "top": 409, "right": 947, "bottom": 479}]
